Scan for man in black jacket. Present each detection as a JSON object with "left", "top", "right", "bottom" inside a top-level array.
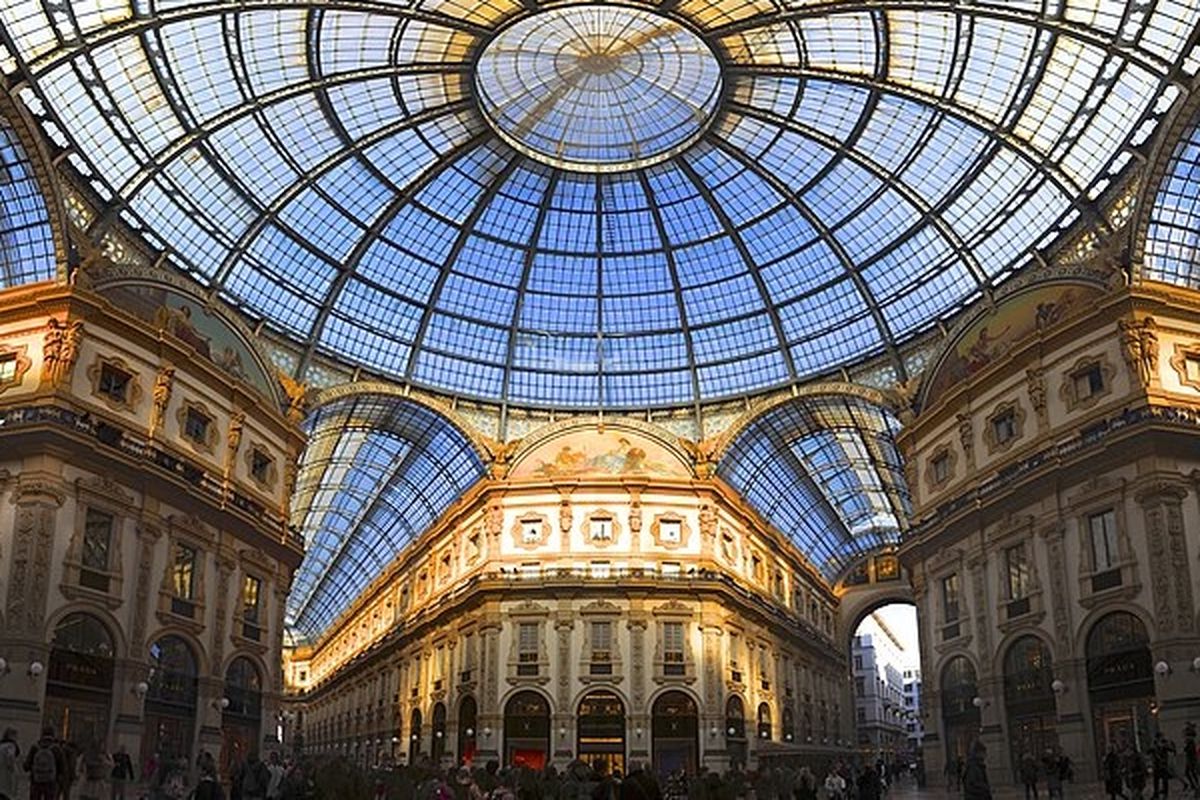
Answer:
[{"left": 24, "top": 728, "right": 66, "bottom": 800}]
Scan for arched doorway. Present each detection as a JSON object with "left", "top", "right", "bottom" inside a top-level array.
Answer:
[
  {"left": 578, "top": 690, "right": 626, "bottom": 774},
  {"left": 1086, "top": 611, "right": 1154, "bottom": 756},
  {"left": 44, "top": 613, "right": 115, "bottom": 748},
  {"left": 850, "top": 603, "right": 920, "bottom": 763},
  {"left": 431, "top": 702, "right": 447, "bottom": 764},
  {"left": 221, "top": 657, "right": 262, "bottom": 779},
  {"left": 457, "top": 696, "right": 478, "bottom": 766},
  {"left": 408, "top": 708, "right": 422, "bottom": 765},
  {"left": 504, "top": 691, "right": 549, "bottom": 769},
  {"left": 782, "top": 707, "right": 796, "bottom": 743},
  {"left": 757, "top": 702, "right": 772, "bottom": 741},
  {"left": 143, "top": 636, "right": 199, "bottom": 767},
  {"left": 651, "top": 691, "right": 698, "bottom": 777},
  {"left": 940, "top": 656, "right": 980, "bottom": 769},
  {"left": 725, "top": 695, "right": 747, "bottom": 769},
  {"left": 1004, "top": 636, "right": 1058, "bottom": 778}
]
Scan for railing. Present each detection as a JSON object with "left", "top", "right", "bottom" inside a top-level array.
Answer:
[
  {"left": 0, "top": 403, "right": 301, "bottom": 550},
  {"left": 908, "top": 405, "right": 1200, "bottom": 538}
]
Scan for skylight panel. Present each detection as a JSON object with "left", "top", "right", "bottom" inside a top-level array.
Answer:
[
  {"left": 1014, "top": 37, "right": 1105, "bottom": 154},
  {"left": 799, "top": 12, "right": 877, "bottom": 76},
  {"left": 885, "top": 10, "right": 956, "bottom": 95},
  {"left": 317, "top": 10, "right": 395, "bottom": 74}
]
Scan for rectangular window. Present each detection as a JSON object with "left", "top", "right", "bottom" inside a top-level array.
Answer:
[
  {"left": 942, "top": 574, "right": 960, "bottom": 622},
  {"left": 520, "top": 562, "right": 540, "bottom": 579},
  {"left": 751, "top": 555, "right": 763, "bottom": 579},
  {"left": 98, "top": 363, "right": 132, "bottom": 403},
  {"left": 992, "top": 411, "right": 1017, "bottom": 444},
  {"left": 853, "top": 655, "right": 863, "bottom": 670},
  {"left": 250, "top": 449, "right": 273, "bottom": 483},
  {"left": 663, "top": 622, "right": 684, "bottom": 668},
  {"left": 0, "top": 353, "right": 16, "bottom": 383},
  {"left": 589, "top": 517, "right": 613, "bottom": 541},
  {"left": 81, "top": 509, "right": 114, "bottom": 571},
  {"left": 589, "top": 561, "right": 611, "bottom": 579},
  {"left": 517, "top": 622, "right": 539, "bottom": 676},
  {"left": 1073, "top": 364, "right": 1105, "bottom": 399},
  {"left": 183, "top": 408, "right": 211, "bottom": 444},
  {"left": 855, "top": 677, "right": 865, "bottom": 696},
  {"left": 242, "top": 575, "right": 262, "bottom": 624},
  {"left": 592, "top": 621, "right": 613, "bottom": 660},
  {"left": 1089, "top": 509, "right": 1119, "bottom": 571},
  {"left": 659, "top": 519, "right": 682, "bottom": 543},
  {"left": 660, "top": 561, "right": 681, "bottom": 576},
  {"left": 173, "top": 544, "right": 197, "bottom": 600},
  {"left": 1005, "top": 544, "right": 1030, "bottom": 600},
  {"left": 1186, "top": 355, "right": 1200, "bottom": 383},
  {"left": 521, "top": 520, "right": 541, "bottom": 544},
  {"left": 932, "top": 453, "right": 950, "bottom": 484}
]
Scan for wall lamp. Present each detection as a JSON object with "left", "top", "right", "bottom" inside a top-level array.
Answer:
[
  {"left": 1190, "top": 657, "right": 1200, "bottom": 674},
  {"left": 0, "top": 657, "right": 10, "bottom": 676},
  {"left": 709, "top": 726, "right": 718, "bottom": 738},
  {"left": 1050, "top": 679, "right": 1067, "bottom": 695},
  {"left": 28, "top": 661, "right": 44, "bottom": 678},
  {"left": 133, "top": 681, "right": 149, "bottom": 699},
  {"left": 213, "top": 697, "right": 230, "bottom": 710},
  {"left": 971, "top": 696, "right": 989, "bottom": 709},
  {"left": 1155, "top": 660, "right": 1172, "bottom": 677}
]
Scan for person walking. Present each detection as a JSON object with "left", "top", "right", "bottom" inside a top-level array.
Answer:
[
  {"left": 1151, "top": 734, "right": 1175, "bottom": 799},
  {"left": 24, "top": 727, "right": 66, "bottom": 800},
  {"left": 962, "top": 741, "right": 993, "bottom": 800},
  {"left": 1105, "top": 746, "right": 1126, "bottom": 800},
  {"left": 192, "top": 762, "right": 224, "bottom": 800},
  {"left": 1183, "top": 723, "right": 1198, "bottom": 793},
  {"left": 76, "top": 742, "right": 109, "bottom": 800},
  {"left": 1042, "top": 749, "right": 1064, "bottom": 800},
  {"left": 0, "top": 728, "right": 20, "bottom": 800},
  {"left": 108, "top": 746, "right": 133, "bottom": 800},
  {"left": 1020, "top": 752, "right": 1040, "bottom": 800}
]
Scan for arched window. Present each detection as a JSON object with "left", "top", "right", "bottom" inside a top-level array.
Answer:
[
  {"left": 756, "top": 702, "right": 772, "bottom": 741},
  {"left": 148, "top": 636, "right": 199, "bottom": 708},
  {"left": 1003, "top": 637, "right": 1058, "bottom": 776},
  {"left": 431, "top": 702, "right": 447, "bottom": 763},
  {"left": 782, "top": 707, "right": 796, "bottom": 742},
  {"left": 504, "top": 691, "right": 550, "bottom": 769},
  {"left": 940, "top": 656, "right": 979, "bottom": 718},
  {"left": 725, "top": 695, "right": 745, "bottom": 739},
  {"left": 409, "top": 708, "right": 423, "bottom": 764},
  {"left": 224, "top": 657, "right": 262, "bottom": 719},
  {"left": 45, "top": 613, "right": 114, "bottom": 747}
]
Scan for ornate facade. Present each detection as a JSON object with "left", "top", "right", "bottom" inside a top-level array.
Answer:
[
  {"left": 0, "top": 279, "right": 305, "bottom": 775},
  {"left": 899, "top": 276, "right": 1200, "bottom": 785},
  {"left": 285, "top": 422, "right": 852, "bottom": 772}
]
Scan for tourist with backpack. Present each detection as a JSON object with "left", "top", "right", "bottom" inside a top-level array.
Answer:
[
  {"left": 239, "top": 754, "right": 270, "bottom": 800},
  {"left": 24, "top": 727, "right": 65, "bottom": 800},
  {"left": 108, "top": 746, "right": 134, "bottom": 800}
]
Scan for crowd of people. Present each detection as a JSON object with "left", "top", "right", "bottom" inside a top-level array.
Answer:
[{"left": 0, "top": 721, "right": 1196, "bottom": 800}]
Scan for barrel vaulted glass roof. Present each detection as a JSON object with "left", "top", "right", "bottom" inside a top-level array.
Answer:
[
  {"left": 3, "top": 1, "right": 1197, "bottom": 408},
  {"left": 717, "top": 394, "right": 910, "bottom": 580},
  {"left": 1145, "top": 107, "right": 1200, "bottom": 286},
  {"left": 0, "top": 113, "right": 55, "bottom": 288},
  {"left": 286, "top": 394, "right": 486, "bottom": 640}
]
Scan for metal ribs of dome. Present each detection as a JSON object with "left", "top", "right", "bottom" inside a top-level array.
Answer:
[{"left": 2, "top": 1, "right": 1197, "bottom": 408}]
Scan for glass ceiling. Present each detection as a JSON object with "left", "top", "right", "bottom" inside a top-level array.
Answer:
[
  {"left": 717, "top": 394, "right": 910, "bottom": 580},
  {"left": 0, "top": 113, "right": 55, "bottom": 288},
  {"left": 2, "top": 1, "right": 1197, "bottom": 408},
  {"left": 286, "top": 394, "right": 486, "bottom": 641},
  {"left": 1144, "top": 106, "right": 1200, "bottom": 286}
]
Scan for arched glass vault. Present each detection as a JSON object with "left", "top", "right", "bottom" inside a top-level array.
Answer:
[
  {"left": 286, "top": 394, "right": 487, "bottom": 641},
  {"left": 717, "top": 394, "right": 910, "bottom": 580},
  {"left": 3, "top": 1, "right": 1195, "bottom": 408}
]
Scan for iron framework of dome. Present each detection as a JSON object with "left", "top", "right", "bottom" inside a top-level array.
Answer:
[{"left": 2, "top": 1, "right": 1198, "bottom": 409}]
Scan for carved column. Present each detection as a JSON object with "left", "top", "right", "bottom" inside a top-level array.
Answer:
[
  {"left": 1135, "top": 480, "right": 1190, "bottom": 637},
  {"left": 967, "top": 554, "right": 990, "bottom": 672},
  {"left": 130, "top": 522, "right": 163, "bottom": 656},
  {"left": 628, "top": 611, "right": 649, "bottom": 758},
  {"left": 554, "top": 613, "right": 574, "bottom": 760},
  {"left": 6, "top": 477, "right": 65, "bottom": 637},
  {"left": 477, "top": 612, "right": 502, "bottom": 760},
  {"left": 700, "top": 614, "right": 727, "bottom": 770},
  {"left": 1039, "top": 522, "right": 1073, "bottom": 655}
]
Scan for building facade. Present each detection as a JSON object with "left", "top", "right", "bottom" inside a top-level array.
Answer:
[
  {"left": 902, "top": 669, "right": 924, "bottom": 756},
  {"left": 852, "top": 631, "right": 907, "bottom": 761},
  {"left": 285, "top": 420, "right": 854, "bottom": 772},
  {"left": 0, "top": 277, "right": 305, "bottom": 776},
  {"left": 899, "top": 274, "right": 1200, "bottom": 785}
]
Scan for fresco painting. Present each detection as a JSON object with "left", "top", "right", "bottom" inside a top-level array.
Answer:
[
  {"left": 510, "top": 429, "right": 690, "bottom": 479},
  {"left": 925, "top": 282, "right": 1105, "bottom": 405},
  {"left": 99, "top": 283, "right": 275, "bottom": 398}
]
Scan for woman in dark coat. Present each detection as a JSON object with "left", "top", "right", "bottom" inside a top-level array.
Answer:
[{"left": 962, "top": 741, "right": 993, "bottom": 800}]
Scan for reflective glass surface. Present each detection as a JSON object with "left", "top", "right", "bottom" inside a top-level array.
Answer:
[
  {"left": 0, "top": 114, "right": 55, "bottom": 287},
  {"left": 476, "top": 5, "right": 721, "bottom": 171},
  {"left": 1145, "top": 108, "right": 1200, "bottom": 286},
  {"left": 3, "top": 1, "right": 1195, "bottom": 407},
  {"left": 286, "top": 395, "right": 487, "bottom": 640},
  {"left": 717, "top": 394, "right": 910, "bottom": 579}
]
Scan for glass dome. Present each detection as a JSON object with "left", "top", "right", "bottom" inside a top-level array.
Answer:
[{"left": 3, "top": 0, "right": 1196, "bottom": 408}]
